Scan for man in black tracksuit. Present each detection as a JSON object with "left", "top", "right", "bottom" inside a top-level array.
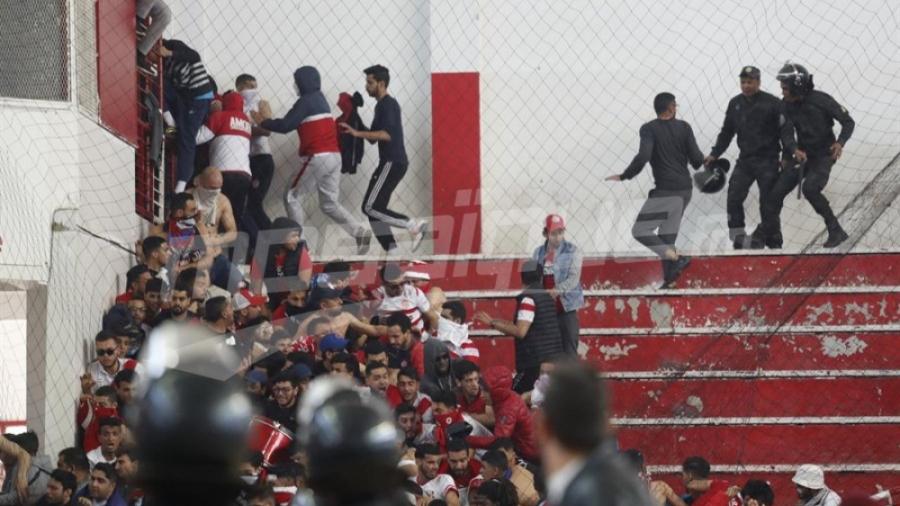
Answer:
[
  {"left": 607, "top": 92, "right": 704, "bottom": 288},
  {"left": 763, "top": 63, "right": 855, "bottom": 248},
  {"left": 705, "top": 66, "right": 797, "bottom": 249}
]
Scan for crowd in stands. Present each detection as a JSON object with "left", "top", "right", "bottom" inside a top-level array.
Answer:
[{"left": 0, "top": 2, "right": 881, "bottom": 506}]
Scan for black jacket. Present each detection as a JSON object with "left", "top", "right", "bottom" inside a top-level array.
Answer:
[
  {"left": 622, "top": 118, "right": 705, "bottom": 191},
  {"left": 337, "top": 92, "right": 367, "bottom": 174},
  {"left": 559, "top": 446, "right": 653, "bottom": 506},
  {"left": 710, "top": 91, "right": 796, "bottom": 161},
  {"left": 784, "top": 89, "right": 854, "bottom": 158}
]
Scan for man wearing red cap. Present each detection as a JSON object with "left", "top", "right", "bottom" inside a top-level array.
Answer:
[{"left": 533, "top": 214, "right": 584, "bottom": 356}]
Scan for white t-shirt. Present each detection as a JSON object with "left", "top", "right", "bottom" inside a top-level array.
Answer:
[
  {"left": 87, "top": 358, "right": 145, "bottom": 392},
  {"left": 421, "top": 474, "right": 458, "bottom": 502},
  {"left": 373, "top": 284, "right": 431, "bottom": 331},
  {"left": 86, "top": 446, "right": 116, "bottom": 469}
]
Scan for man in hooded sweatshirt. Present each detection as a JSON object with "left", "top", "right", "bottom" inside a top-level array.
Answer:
[
  {"left": 258, "top": 66, "right": 372, "bottom": 254},
  {"left": 197, "top": 91, "right": 253, "bottom": 226}
]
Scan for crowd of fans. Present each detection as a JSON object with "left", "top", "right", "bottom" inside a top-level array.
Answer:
[
  {"left": 0, "top": 2, "right": 886, "bottom": 506},
  {"left": 0, "top": 232, "right": 867, "bottom": 506}
]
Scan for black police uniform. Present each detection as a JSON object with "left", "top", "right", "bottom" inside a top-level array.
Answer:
[
  {"left": 762, "top": 89, "right": 855, "bottom": 246},
  {"left": 709, "top": 69, "right": 796, "bottom": 247}
]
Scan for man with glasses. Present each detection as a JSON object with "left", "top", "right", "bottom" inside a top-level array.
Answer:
[
  {"left": 84, "top": 331, "right": 143, "bottom": 392},
  {"left": 422, "top": 342, "right": 455, "bottom": 398},
  {"left": 263, "top": 370, "right": 306, "bottom": 434}
]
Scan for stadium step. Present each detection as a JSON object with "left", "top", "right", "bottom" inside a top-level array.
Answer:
[
  {"left": 404, "top": 251, "right": 900, "bottom": 491},
  {"left": 461, "top": 291, "right": 900, "bottom": 331},
  {"left": 606, "top": 377, "right": 900, "bottom": 418},
  {"left": 615, "top": 423, "right": 899, "bottom": 465},
  {"left": 342, "top": 252, "right": 900, "bottom": 291},
  {"left": 648, "top": 471, "right": 899, "bottom": 498}
]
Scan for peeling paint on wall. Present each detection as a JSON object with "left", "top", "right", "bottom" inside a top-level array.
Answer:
[
  {"left": 805, "top": 302, "right": 834, "bottom": 325},
  {"left": 599, "top": 341, "right": 638, "bottom": 360},
  {"left": 627, "top": 297, "right": 640, "bottom": 321},
  {"left": 649, "top": 300, "right": 673, "bottom": 328},
  {"left": 844, "top": 302, "right": 872, "bottom": 322},
  {"left": 820, "top": 334, "right": 868, "bottom": 357}
]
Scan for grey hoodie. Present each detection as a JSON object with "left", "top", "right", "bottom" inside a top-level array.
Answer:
[{"left": 0, "top": 454, "right": 52, "bottom": 505}]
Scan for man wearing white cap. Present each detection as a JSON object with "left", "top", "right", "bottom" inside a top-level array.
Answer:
[{"left": 792, "top": 464, "right": 841, "bottom": 506}]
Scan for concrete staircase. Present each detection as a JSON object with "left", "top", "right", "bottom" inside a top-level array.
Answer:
[{"left": 345, "top": 253, "right": 900, "bottom": 496}]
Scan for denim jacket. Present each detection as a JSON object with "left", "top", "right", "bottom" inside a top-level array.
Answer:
[{"left": 532, "top": 240, "right": 584, "bottom": 313}]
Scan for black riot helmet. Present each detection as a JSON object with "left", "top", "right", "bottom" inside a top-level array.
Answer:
[
  {"left": 298, "top": 377, "right": 405, "bottom": 505},
  {"left": 132, "top": 324, "right": 252, "bottom": 506},
  {"left": 777, "top": 62, "right": 814, "bottom": 95},
  {"left": 693, "top": 159, "right": 731, "bottom": 193}
]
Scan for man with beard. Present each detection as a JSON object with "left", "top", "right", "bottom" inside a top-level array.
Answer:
[
  {"left": 792, "top": 464, "right": 841, "bottom": 506},
  {"left": 150, "top": 283, "right": 196, "bottom": 326},
  {"left": 263, "top": 370, "right": 305, "bottom": 434},
  {"left": 385, "top": 313, "right": 425, "bottom": 377},
  {"left": 416, "top": 444, "right": 460, "bottom": 506},
  {"left": 446, "top": 438, "right": 481, "bottom": 504}
]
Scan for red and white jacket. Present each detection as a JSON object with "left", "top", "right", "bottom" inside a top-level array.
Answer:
[{"left": 197, "top": 92, "right": 252, "bottom": 176}]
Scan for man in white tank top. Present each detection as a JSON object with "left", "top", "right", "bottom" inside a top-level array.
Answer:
[{"left": 236, "top": 74, "right": 275, "bottom": 246}]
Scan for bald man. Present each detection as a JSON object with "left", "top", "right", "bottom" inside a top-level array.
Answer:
[{"left": 191, "top": 166, "right": 238, "bottom": 251}]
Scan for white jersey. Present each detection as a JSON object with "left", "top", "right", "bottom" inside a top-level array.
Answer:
[
  {"left": 373, "top": 284, "right": 431, "bottom": 332},
  {"left": 421, "top": 474, "right": 458, "bottom": 502}
]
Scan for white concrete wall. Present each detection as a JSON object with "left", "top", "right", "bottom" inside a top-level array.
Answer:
[
  {"left": 0, "top": 290, "right": 27, "bottom": 424},
  {"left": 165, "top": 0, "right": 434, "bottom": 255},
  {"left": 0, "top": 106, "right": 140, "bottom": 453},
  {"left": 477, "top": 0, "right": 900, "bottom": 254}
]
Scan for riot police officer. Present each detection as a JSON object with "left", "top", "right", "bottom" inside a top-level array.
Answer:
[
  {"left": 704, "top": 65, "right": 796, "bottom": 249},
  {"left": 763, "top": 62, "right": 855, "bottom": 248}
]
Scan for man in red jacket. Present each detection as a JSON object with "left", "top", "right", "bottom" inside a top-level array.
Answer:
[
  {"left": 466, "top": 365, "right": 538, "bottom": 463},
  {"left": 196, "top": 91, "right": 252, "bottom": 225}
]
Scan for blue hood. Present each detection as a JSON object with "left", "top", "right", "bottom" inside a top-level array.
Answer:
[{"left": 294, "top": 66, "right": 321, "bottom": 95}]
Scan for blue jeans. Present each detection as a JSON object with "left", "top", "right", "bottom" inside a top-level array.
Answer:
[
  {"left": 172, "top": 94, "right": 211, "bottom": 186},
  {"left": 210, "top": 253, "right": 242, "bottom": 293}
]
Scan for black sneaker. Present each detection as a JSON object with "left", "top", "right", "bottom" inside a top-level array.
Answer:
[
  {"left": 732, "top": 233, "right": 748, "bottom": 250},
  {"left": 823, "top": 227, "right": 849, "bottom": 248},
  {"left": 765, "top": 234, "right": 783, "bottom": 249},
  {"left": 749, "top": 228, "right": 766, "bottom": 249},
  {"left": 666, "top": 256, "right": 692, "bottom": 287}
]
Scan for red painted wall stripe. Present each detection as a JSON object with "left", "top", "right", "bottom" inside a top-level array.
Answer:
[
  {"left": 431, "top": 72, "right": 481, "bottom": 254},
  {"left": 607, "top": 377, "right": 900, "bottom": 418},
  {"left": 616, "top": 424, "right": 899, "bottom": 464},
  {"left": 96, "top": 0, "right": 138, "bottom": 146}
]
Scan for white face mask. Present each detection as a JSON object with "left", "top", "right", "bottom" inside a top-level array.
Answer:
[
  {"left": 195, "top": 187, "right": 220, "bottom": 208},
  {"left": 176, "top": 217, "right": 196, "bottom": 229},
  {"left": 240, "top": 89, "right": 260, "bottom": 110}
]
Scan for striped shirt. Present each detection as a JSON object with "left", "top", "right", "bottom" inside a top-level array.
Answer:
[{"left": 373, "top": 284, "right": 431, "bottom": 332}]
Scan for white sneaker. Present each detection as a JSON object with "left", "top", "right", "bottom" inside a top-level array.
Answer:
[{"left": 410, "top": 220, "right": 428, "bottom": 252}]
